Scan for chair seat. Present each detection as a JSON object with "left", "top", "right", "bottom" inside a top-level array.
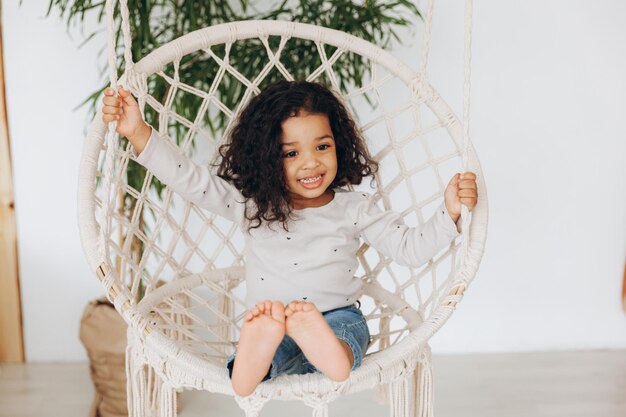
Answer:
[{"left": 127, "top": 267, "right": 430, "bottom": 401}]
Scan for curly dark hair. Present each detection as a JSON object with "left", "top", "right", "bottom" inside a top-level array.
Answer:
[{"left": 216, "top": 80, "right": 378, "bottom": 232}]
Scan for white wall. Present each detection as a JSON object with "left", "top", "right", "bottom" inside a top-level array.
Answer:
[
  {"left": 427, "top": 1, "right": 626, "bottom": 353},
  {"left": 4, "top": 1, "right": 106, "bottom": 361},
  {"left": 4, "top": 0, "right": 625, "bottom": 362}
]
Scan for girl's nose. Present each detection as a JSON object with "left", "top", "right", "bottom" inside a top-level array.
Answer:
[{"left": 302, "top": 152, "right": 320, "bottom": 169}]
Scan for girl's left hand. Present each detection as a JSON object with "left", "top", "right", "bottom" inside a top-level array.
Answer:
[{"left": 444, "top": 172, "right": 478, "bottom": 222}]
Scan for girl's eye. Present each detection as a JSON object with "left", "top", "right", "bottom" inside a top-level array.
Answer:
[
  {"left": 318, "top": 144, "right": 330, "bottom": 151},
  {"left": 284, "top": 151, "right": 297, "bottom": 158}
]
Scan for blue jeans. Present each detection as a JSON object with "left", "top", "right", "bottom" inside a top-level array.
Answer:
[{"left": 226, "top": 303, "right": 370, "bottom": 382}]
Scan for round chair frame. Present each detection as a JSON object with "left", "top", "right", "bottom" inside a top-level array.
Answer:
[{"left": 78, "top": 19, "right": 488, "bottom": 417}]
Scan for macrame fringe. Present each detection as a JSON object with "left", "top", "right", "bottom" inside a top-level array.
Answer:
[
  {"left": 234, "top": 394, "right": 269, "bottom": 417},
  {"left": 303, "top": 397, "right": 332, "bottom": 417},
  {"left": 312, "top": 404, "right": 329, "bottom": 417},
  {"left": 416, "top": 354, "right": 434, "bottom": 417},
  {"left": 389, "top": 376, "right": 412, "bottom": 417},
  {"left": 127, "top": 340, "right": 178, "bottom": 417},
  {"left": 243, "top": 409, "right": 261, "bottom": 417},
  {"left": 159, "top": 383, "right": 177, "bottom": 417},
  {"left": 386, "top": 351, "right": 434, "bottom": 417},
  {"left": 126, "top": 344, "right": 147, "bottom": 417}
]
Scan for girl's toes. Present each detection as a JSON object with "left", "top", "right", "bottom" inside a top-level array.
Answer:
[
  {"left": 263, "top": 300, "right": 272, "bottom": 314},
  {"left": 285, "top": 302, "right": 298, "bottom": 315},
  {"left": 271, "top": 301, "right": 285, "bottom": 322}
]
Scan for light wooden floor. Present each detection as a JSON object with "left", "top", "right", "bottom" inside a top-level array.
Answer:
[{"left": 1, "top": 350, "right": 625, "bottom": 417}]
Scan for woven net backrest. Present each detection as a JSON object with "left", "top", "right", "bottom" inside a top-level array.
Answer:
[{"left": 80, "top": 1, "right": 487, "bottom": 367}]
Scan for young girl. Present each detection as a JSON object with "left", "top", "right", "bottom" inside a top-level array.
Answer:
[{"left": 102, "top": 81, "right": 478, "bottom": 397}]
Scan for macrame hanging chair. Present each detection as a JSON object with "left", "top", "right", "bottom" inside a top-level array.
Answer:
[{"left": 78, "top": 0, "right": 488, "bottom": 416}]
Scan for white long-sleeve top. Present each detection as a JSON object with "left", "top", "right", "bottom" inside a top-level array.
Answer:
[{"left": 135, "top": 129, "right": 462, "bottom": 312}]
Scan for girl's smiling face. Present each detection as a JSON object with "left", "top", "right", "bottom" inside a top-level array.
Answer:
[{"left": 280, "top": 111, "right": 338, "bottom": 209}]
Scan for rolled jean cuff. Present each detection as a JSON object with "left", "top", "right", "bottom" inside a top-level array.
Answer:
[{"left": 335, "top": 326, "right": 364, "bottom": 370}]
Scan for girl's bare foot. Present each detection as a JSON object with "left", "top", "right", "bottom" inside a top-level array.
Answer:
[
  {"left": 231, "top": 300, "right": 285, "bottom": 397},
  {"left": 285, "top": 301, "right": 352, "bottom": 382}
]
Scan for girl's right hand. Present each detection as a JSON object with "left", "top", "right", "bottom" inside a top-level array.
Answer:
[{"left": 102, "top": 86, "right": 151, "bottom": 153}]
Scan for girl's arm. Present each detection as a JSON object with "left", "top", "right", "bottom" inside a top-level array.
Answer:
[
  {"left": 356, "top": 172, "right": 478, "bottom": 267},
  {"left": 102, "top": 86, "right": 244, "bottom": 223},
  {"left": 133, "top": 127, "right": 245, "bottom": 223},
  {"left": 356, "top": 196, "right": 461, "bottom": 268}
]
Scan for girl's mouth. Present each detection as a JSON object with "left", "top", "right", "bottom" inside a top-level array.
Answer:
[{"left": 299, "top": 174, "right": 324, "bottom": 189}]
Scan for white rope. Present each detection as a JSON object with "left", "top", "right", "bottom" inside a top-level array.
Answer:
[
  {"left": 159, "top": 383, "right": 176, "bottom": 417},
  {"left": 389, "top": 377, "right": 411, "bottom": 417},
  {"left": 119, "top": 0, "right": 134, "bottom": 73},
  {"left": 418, "top": 0, "right": 435, "bottom": 78},
  {"left": 101, "top": 0, "right": 125, "bottom": 286},
  {"left": 126, "top": 343, "right": 147, "bottom": 417},
  {"left": 106, "top": 0, "right": 134, "bottom": 80},
  {"left": 234, "top": 394, "right": 270, "bottom": 417},
  {"left": 457, "top": 0, "right": 475, "bottom": 286},
  {"left": 416, "top": 347, "right": 434, "bottom": 417},
  {"left": 105, "top": 0, "right": 119, "bottom": 89},
  {"left": 462, "top": 0, "right": 474, "bottom": 170}
]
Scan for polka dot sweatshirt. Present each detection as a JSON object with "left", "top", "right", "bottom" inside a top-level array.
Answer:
[{"left": 134, "top": 128, "right": 462, "bottom": 312}]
